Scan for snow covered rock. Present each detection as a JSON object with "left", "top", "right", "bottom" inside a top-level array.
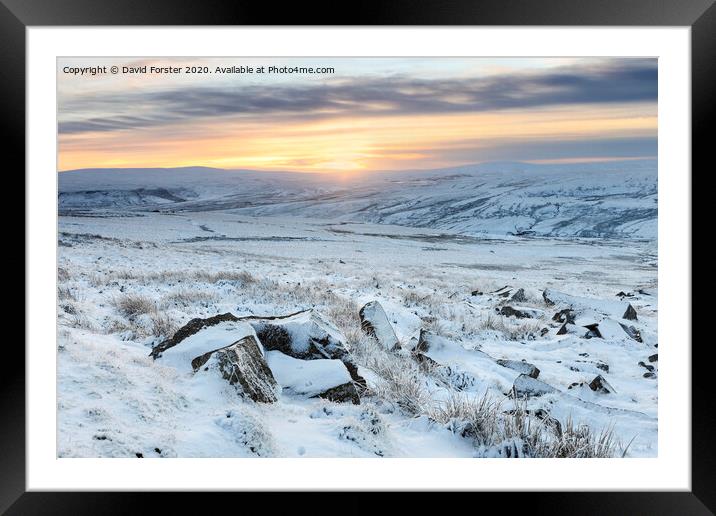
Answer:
[
  {"left": 193, "top": 335, "right": 279, "bottom": 403},
  {"left": 248, "top": 309, "right": 367, "bottom": 391},
  {"left": 543, "top": 289, "right": 638, "bottom": 321},
  {"left": 556, "top": 323, "right": 579, "bottom": 336},
  {"left": 511, "top": 374, "right": 557, "bottom": 398},
  {"left": 542, "top": 289, "right": 637, "bottom": 321},
  {"left": 497, "top": 305, "right": 542, "bottom": 319},
  {"left": 491, "top": 286, "right": 513, "bottom": 298},
  {"left": 153, "top": 318, "right": 257, "bottom": 372},
  {"left": 509, "top": 288, "right": 527, "bottom": 303},
  {"left": 620, "top": 324, "right": 643, "bottom": 342},
  {"left": 588, "top": 375, "right": 616, "bottom": 394},
  {"left": 496, "top": 359, "right": 540, "bottom": 379},
  {"left": 552, "top": 309, "right": 575, "bottom": 324},
  {"left": 359, "top": 301, "right": 401, "bottom": 351},
  {"left": 249, "top": 309, "right": 347, "bottom": 360},
  {"left": 150, "top": 312, "right": 240, "bottom": 360},
  {"left": 266, "top": 351, "right": 359, "bottom": 404}
]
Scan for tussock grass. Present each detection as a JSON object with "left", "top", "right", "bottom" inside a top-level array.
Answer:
[
  {"left": 479, "top": 313, "right": 543, "bottom": 341},
  {"left": 162, "top": 288, "right": 218, "bottom": 308},
  {"left": 113, "top": 294, "right": 154, "bottom": 320},
  {"left": 149, "top": 311, "right": 178, "bottom": 338},
  {"left": 58, "top": 286, "right": 77, "bottom": 302}
]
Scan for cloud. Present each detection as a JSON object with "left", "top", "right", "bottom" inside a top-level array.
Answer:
[
  {"left": 426, "top": 136, "right": 657, "bottom": 164},
  {"left": 58, "top": 58, "right": 657, "bottom": 135}
]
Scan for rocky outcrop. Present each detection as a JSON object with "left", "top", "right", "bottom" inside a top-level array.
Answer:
[
  {"left": 152, "top": 310, "right": 364, "bottom": 403},
  {"left": 193, "top": 335, "right": 279, "bottom": 403},
  {"left": 359, "top": 301, "right": 401, "bottom": 351}
]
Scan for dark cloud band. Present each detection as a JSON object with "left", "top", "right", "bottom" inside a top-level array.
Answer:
[{"left": 58, "top": 58, "right": 656, "bottom": 135}]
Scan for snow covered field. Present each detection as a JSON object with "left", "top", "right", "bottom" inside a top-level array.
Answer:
[{"left": 57, "top": 163, "right": 658, "bottom": 458}]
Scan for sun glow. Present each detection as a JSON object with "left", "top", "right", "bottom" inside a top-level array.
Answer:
[{"left": 58, "top": 105, "right": 656, "bottom": 172}]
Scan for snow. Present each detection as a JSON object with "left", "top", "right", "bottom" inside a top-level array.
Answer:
[
  {"left": 266, "top": 351, "right": 351, "bottom": 397},
  {"left": 159, "top": 321, "right": 257, "bottom": 372},
  {"left": 59, "top": 159, "right": 657, "bottom": 240},
  {"left": 56, "top": 160, "right": 658, "bottom": 458}
]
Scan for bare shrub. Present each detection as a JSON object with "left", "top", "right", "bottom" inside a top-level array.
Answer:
[
  {"left": 149, "top": 311, "right": 178, "bottom": 338},
  {"left": 113, "top": 294, "right": 154, "bottom": 320}
]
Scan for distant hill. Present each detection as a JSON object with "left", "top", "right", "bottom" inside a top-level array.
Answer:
[{"left": 59, "top": 160, "right": 657, "bottom": 239}]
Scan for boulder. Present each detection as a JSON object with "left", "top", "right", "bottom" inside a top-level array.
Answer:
[
  {"left": 643, "top": 372, "right": 656, "bottom": 379},
  {"left": 471, "top": 289, "right": 483, "bottom": 296},
  {"left": 556, "top": 323, "right": 578, "bottom": 335},
  {"left": 509, "top": 288, "right": 527, "bottom": 303},
  {"left": 359, "top": 301, "right": 401, "bottom": 351},
  {"left": 497, "top": 306, "right": 540, "bottom": 319},
  {"left": 552, "top": 309, "right": 575, "bottom": 324},
  {"left": 543, "top": 289, "right": 637, "bottom": 321},
  {"left": 150, "top": 312, "right": 239, "bottom": 359},
  {"left": 491, "top": 286, "right": 513, "bottom": 298},
  {"left": 619, "top": 323, "right": 643, "bottom": 342},
  {"left": 192, "top": 335, "right": 279, "bottom": 403},
  {"left": 583, "top": 323, "right": 602, "bottom": 339},
  {"left": 414, "top": 328, "right": 430, "bottom": 353},
  {"left": 249, "top": 309, "right": 347, "bottom": 360},
  {"left": 595, "top": 361, "right": 610, "bottom": 373},
  {"left": 616, "top": 291, "right": 634, "bottom": 298},
  {"left": 317, "top": 383, "right": 361, "bottom": 404},
  {"left": 511, "top": 374, "right": 557, "bottom": 398},
  {"left": 648, "top": 353, "right": 658, "bottom": 363},
  {"left": 622, "top": 304, "right": 638, "bottom": 320},
  {"left": 414, "top": 352, "right": 440, "bottom": 370},
  {"left": 496, "top": 359, "right": 540, "bottom": 379},
  {"left": 638, "top": 361, "right": 655, "bottom": 372},
  {"left": 588, "top": 375, "right": 615, "bottom": 394},
  {"left": 265, "top": 351, "right": 359, "bottom": 404}
]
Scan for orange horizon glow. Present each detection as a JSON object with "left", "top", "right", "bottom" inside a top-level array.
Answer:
[{"left": 58, "top": 105, "right": 657, "bottom": 173}]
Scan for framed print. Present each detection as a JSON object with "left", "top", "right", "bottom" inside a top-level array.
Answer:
[{"left": 9, "top": 0, "right": 711, "bottom": 512}]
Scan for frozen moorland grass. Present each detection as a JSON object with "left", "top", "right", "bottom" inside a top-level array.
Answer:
[{"left": 57, "top": 211, "right": 657, "bottom": 458}]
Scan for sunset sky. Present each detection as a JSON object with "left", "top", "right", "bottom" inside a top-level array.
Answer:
[{"left": 57, "top": 57, "right": 657, "bottom": 173}]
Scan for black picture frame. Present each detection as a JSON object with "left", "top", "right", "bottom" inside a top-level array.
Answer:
[{"left": 7, "top": 0, "right": 709, "bottom": 513}]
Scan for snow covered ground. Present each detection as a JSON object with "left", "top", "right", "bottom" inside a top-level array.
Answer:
[
  {"left": 59, "top": 159, "right": 657, "bottom": 239},
  {"left": 57, "top": 162, "right": 657, "bottom": 458}
]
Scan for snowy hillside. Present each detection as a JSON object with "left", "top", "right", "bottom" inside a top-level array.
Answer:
[
  {"left": 59, "top": 160, "right": 657, "bottom": 239},
  {"left": 57, "top": 213, "right": 658, "bottom": 458}
]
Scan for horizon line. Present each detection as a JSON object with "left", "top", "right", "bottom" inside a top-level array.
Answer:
[{"left": 57, "top": 156, "right": 658, "bottom": 174}]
